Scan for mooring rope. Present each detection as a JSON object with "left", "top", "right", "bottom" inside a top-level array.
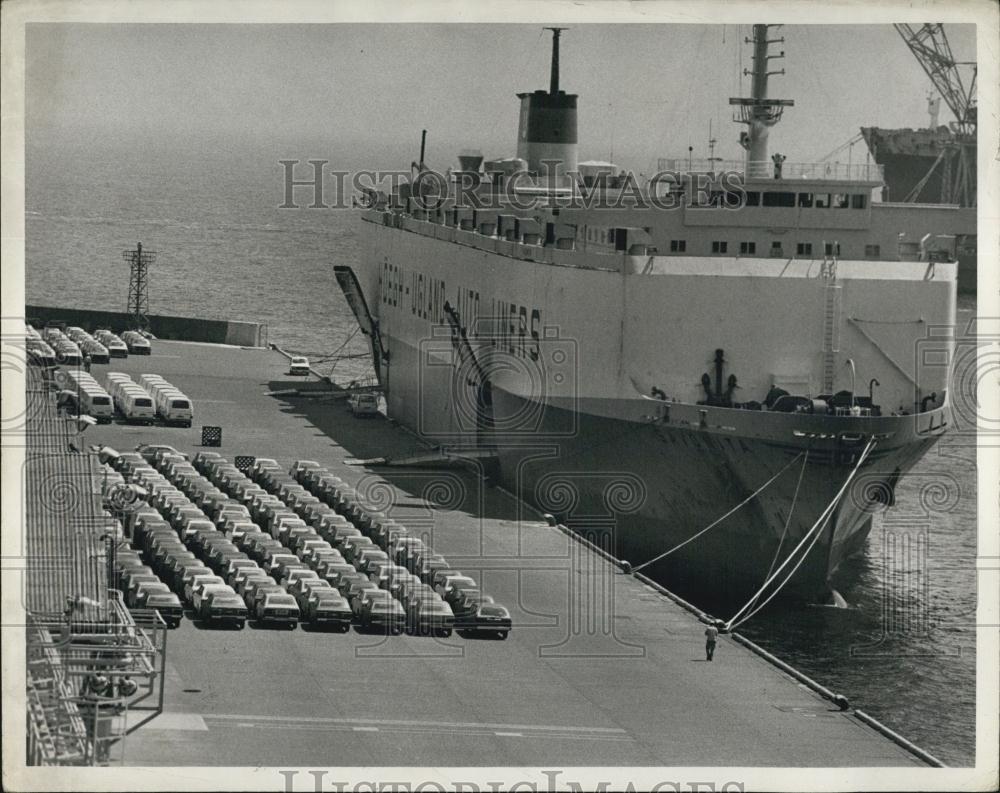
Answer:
[
  {"left": 724, "top": 436, "right": 877, "bottom": 631},
  {"left": 630, "top": 451, "right": 805, "bottom": 575},
  {"left": 739, "top": 447, "right": 811, "bottom": 618}
]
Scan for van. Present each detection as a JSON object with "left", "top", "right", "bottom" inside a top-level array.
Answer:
[
  {"left": 139, "top": 374, "right": 168, "bottom": 391},
  {"left": 156, "top": 391, "right": 194, "bottom": 427},
  {"left": 78, "top": 389, "right": 115, "bottom": 422},
  {"left": 118, "top": 391, "right": 156, "bottom": 424}
]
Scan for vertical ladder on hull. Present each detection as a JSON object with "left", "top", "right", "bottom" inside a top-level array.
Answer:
[{"left": 821, "top": 257, "right": 841, "bottom": 393}]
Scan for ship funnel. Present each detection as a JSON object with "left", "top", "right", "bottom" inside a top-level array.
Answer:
[
  {"left": 458, "top": 149, "right": 484, "bottom": 172},
  {"left": 515, "top": 27, "right": 578, "bottom": 183}
]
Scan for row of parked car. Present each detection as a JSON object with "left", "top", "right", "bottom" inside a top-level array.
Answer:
[
  {"left": 254, "top": 457, "right": 512, "bottom": 638},
  {"left": 135, "top": 374, "right": 194, "bottom": 427},
  {"left": 102, "top": 373, "right": 194, "bottom": 426},
  {"left": 107, "top": 445, "right": 510, "bottom": 638},
  {"left": 25, "top": 323, "right": 149, "bottom": 367},
  {"left": 108, "top": 445, "right": 349, "bottom": 630},
  {"left": 32, "top": 326, "right": 85, "bottom": 366}
]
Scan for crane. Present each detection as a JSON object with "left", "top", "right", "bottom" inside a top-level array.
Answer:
[
  {"left": 894, "top": 24, "right": 976, "bottom": 136},
  {"left": 893, "top": 23, "right": 976, "bottom": 206}
]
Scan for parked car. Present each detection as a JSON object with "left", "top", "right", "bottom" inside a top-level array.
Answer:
[
  {"left": 254, "top": 592, "right": 300, "bottom": 628},
  {"left": 358, "top": 599, "right": 405, "bottom": 634},
  {"left": 192, "top": 583, "right": 234, "bottom": 617},
  {"left": 456, "top": 603, "right": 512, "bottom": 639},
  {"left": 406, "top": 597, "right": 456, "bottom": 638},
  {"left": 289, "top": 356, "right": 310, "bottom": 376},
  {"left": 133, "top": 588, "right": 184, "bottom": 628},
  {"left": 245, "top": 581, "right": 285, "bottom": 611},
  {"left": 348, "top": 391, "right": 379, "bottom": 417},
  {"left": 122, "top": 330, "right": 152, "bottom": 355},
  {"left": 201, "top": 590, "right": 248, "bottom": 628},
  {"left": 304, "top": 591, "right": 352, "bottom": 631}
]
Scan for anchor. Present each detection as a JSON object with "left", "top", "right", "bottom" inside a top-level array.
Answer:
[{"left": 699, "top": 348, "right": 739, "bottom": 407}]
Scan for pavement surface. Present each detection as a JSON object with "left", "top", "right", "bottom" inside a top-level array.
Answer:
[{"left": 83, "top": 340, "right": 924, "bottom": 767}]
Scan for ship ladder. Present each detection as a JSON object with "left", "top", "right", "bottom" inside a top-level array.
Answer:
[
  {"left": 724, "top": 436, "right": 877, "bottom": 632},
  {"left": 821, "top": 266, "right": 842, "bottom": 394},
  {"left": 629, "top": 451, "right": 807, "bottom": 575}
]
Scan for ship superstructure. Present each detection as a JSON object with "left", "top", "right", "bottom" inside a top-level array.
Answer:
[{"left": 339, "top": 26, "right": 959, "bottom": 603}]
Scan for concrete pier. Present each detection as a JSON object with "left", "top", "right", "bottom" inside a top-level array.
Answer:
[{"left": 82, "top": 340, "right": 930, "bottom": 767}]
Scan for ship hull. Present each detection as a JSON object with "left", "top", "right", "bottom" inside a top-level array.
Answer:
[
  {"left": 491, "top": 386, "right": 942, "bottom": 603},
  {"left": 377, "top": 331, "right": 946, "bottom": 603}
]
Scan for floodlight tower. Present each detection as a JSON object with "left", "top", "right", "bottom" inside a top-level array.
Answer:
[{"left": 122, "top": 242, "right": 156, "bottom": 330}]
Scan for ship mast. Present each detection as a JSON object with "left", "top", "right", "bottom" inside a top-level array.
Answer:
[{"left": 729, "top": 24, "right": 794, "bottom": 176}]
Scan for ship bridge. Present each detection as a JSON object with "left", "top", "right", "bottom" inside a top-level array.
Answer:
[{"left": 656, "top": 158, "right": 885, "bottom": 185}]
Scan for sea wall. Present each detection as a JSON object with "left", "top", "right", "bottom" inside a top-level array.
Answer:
[{"left": 25, "top": 305, "right": 268, "bottom": 348}]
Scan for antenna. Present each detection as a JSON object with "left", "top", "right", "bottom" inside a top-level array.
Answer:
[
  {"left": 544, "top": 27, "right": 568, "bottom": 94},
  {"left": 708, "top": 119, "right": 721, "bottom": 166},
  {"left": 122, "top": 242, "right": 156, "bottom": 330}
]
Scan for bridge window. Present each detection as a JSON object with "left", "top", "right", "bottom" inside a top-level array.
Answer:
[
  {"left": 864, "top": 244, "right": 881, "bottom": 258},
  {"left": 796, "top": 242, "right": 813, "bottom": 256},
  {"left": 711, "top": 241, "right": 728, "bottom": 254},
  {"left": 762, "top": 191, "right": 796, "bottom": 207},
  {"left": 814, "top": 193, "right": 831, "bottom": 208},
  {"left": 744, "top": 191, "right": 760, "bottom": 207},
  {"left": 825, "top": 242, "right": 841, "bottom": 256},
  {"left": 798, "top": 193, "right": 814, "bottom": 207},
  {"left": 852, "top": 194, "right": 868, "bottom": 209},
  {"left": 833, "top": 193, "right": 850, "bottom": 208},
  {"left": 670, "top": 239, "right": 687, "bottom": 253},
  {"left": 739, "top": 241, "right": 756, "bottom": 255},
  {"left": 770, "top": 241, "right": 784, "bottom": 256}
]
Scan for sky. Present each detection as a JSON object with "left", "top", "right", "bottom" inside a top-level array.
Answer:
[{"left": 25, "top": 22, "right": 978, "bottom": 173}]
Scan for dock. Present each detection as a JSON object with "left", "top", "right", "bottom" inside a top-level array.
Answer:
[{"left": 74, "top": 340, "right": 928, "bottom": 767}]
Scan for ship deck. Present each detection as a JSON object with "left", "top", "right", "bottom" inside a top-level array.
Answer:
[{"left": 83, "top": 340, "right": 927, "bottom": 768}]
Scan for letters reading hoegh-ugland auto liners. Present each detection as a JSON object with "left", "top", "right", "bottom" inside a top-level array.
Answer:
[{"left": 335, "top": 25, "right": 961, "bottom": 604}]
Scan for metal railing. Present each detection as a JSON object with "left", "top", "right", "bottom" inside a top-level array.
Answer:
[
  {"left": 26, "top": 594, "right": 167, "bottom": 766},
  {"left": 656, "top": 158, "right": 884, "bottom": 182}
]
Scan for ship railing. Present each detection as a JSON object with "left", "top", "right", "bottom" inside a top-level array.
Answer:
[{"left": 656, "top": 158, "right": 884, "bottom": 182}]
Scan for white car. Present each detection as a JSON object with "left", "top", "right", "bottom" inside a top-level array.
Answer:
[
  {"left": 289, "top": 356, "right": 311, "bottom": 376},
  {"left": 122, "top": 331, "right": 152, "bottom": 355},
  {"left": 348, "top": 392, "right": 379, "bottom": 417}
]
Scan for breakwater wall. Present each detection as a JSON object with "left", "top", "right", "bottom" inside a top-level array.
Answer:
[{"left": 25, "top": 305, "right": 268, "bottom": 348}]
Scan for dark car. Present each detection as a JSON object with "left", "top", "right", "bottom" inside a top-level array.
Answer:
[
  {"left": 456, "top": 603, "right": 512, "bottom": 639},
  {"left": 254, "top": 592, "right": 300, "bottom": 628},
  {"left": 357, "top": 599, "right": 406, "bottom": 635},
  {"left": 136, "top": 590, "right": 184, "bottom": 628},
  {"left": 406, "top": 597, "right": 455, "bottom": 638},
  {"left": 304, "top": 591, "right": 353, "bottom": 631},
  {"left": 201, "top": 591, "right": 248, "bottom": 628}
]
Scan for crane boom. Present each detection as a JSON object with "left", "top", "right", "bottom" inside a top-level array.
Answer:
[{"left": 894, "top": 23, "right": 977, "bottom": 135}]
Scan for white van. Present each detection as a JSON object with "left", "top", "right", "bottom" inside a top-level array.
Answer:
[
  {"left": 79, "top": 388, "right": 115, "bottom": 423},
  {"left": 155, "top": 390, "right": 194, "bottom": 427},
  {"left": 119, "top": 391, "right": 156, "bottom": 424},
  {"left": 139, "top": 374, "right": 168, "bottom": 391},
  {"left": 106, "top": 373, "right": 133, "bottom": 393}
]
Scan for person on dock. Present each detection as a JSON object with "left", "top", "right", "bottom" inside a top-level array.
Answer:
[
  {"left": 83, "top": 354, "right": 92, "bottom": 373},
  {"left": 704, "top": 622, "right": 719, "bottom": 661}
]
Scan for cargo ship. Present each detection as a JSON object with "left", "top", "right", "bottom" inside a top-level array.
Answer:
[
  {"left": 860, "top": 125, "right": 976, "bottom": 292},
  {"left": 861, "top": 23, "right": 977, "bottom": 293},
  {"left": 337, "top": 25, "right": 959, "bottom": 603}
]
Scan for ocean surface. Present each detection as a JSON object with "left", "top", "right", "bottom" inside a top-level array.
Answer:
[{"left": 25, "top": 134, "right": 978, "bottom": 766}]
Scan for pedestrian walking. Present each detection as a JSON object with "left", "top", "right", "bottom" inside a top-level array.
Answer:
[
  {"left": 83, "top": 354, "right": 92, "bottom": 373},
  {"left": 704, "top": 622, "right": 719, "bottom": 661}
]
